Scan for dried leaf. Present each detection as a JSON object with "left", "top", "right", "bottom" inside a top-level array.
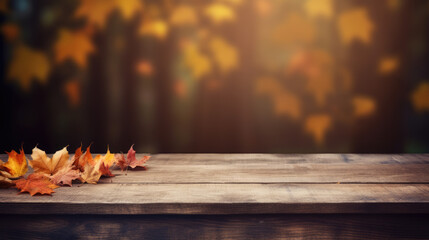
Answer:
[
  {"left": 116, "top": 145, "right": 150, "bottom": 171},
  {"left": 353, "top": 96, "right": 376, "bottom": 117},
  {"left": 305, "top": 114, "right": 332, "bottom": 145},
  {"left": 14, "top": 173, "right": 59, "bottom": 196},
  {"left": 337, "top": 8, "right": 374, "bottom": 45},
  {"left": 138, "top": 19, "right": 169, "bottom": 40},
  {"left": 71, "top": 145, "right": 84, "bottom": 171},
  {"left": 304, "top": 0, "right": 333, "bottom": 19},
  {"left": 204, "top": 3, "right": 235, "bottom": 24},
  {"left": 170, "top": 5, "right": 198, "bottom": 26},
  {"left": 411, "top": 81, "right": 429, "bottom": 112},
  {"left": 183, "top": 42, "right": 212, "bottom": 80},
  {"left": 0, "top": 148, "right": 28, "bottom": 179},
  {"left": 209, "top": 36, "right": 238, "bottom": 74},
  {"left": 8, "top": 44, "right": 50, "bottom": 91},
  {"left": 29, "top": 146, "right": 69, "bottom": 175},
  {"left": 54, "top": 29, "right": 95, "bottom": 68},
  {"left": 79, "top": 159, "right": 102, "bottom": 184},
  {"left": 378, "top": 57, "right": 399, "bottom": 75},
  {"left": 50, "top": 163, "right": 80, "bottom": 186}
]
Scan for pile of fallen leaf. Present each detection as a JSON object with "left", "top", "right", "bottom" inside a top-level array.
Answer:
[{"left": 0, "top": 145, "right": 150, "bottom": 196}]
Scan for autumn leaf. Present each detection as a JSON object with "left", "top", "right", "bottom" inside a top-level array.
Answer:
[
  {"left": 138, "top": 19, "right": 169, "bottom": 40},
  {"left": 8, "top": 44, "right": 50, "bottom": 91},
  {"left": 1, "top": 23, "right": 19, "bottom": 42},
  {"left": 411, "top": 81, "right": 429, "bottom": 112},
  {"left": 54, "top": 29, "right": 95, "bottom": 68},
  {"left": 353, "top": 96, "right": 376, "bottom": 117},
  {"left": 255, "top": 77, "right": 302, "bottom": 119},
  {"left": 0, "top": 175, "right": 13, "bottom": 188},
  {"left": 79, "top": 159, "right": 102, "bottom": 184},
  {"left": 0, "top": 148, "right": 27, "bottom": 178},
  {"left": 71, "top": 145, "right": 84, "bottom": 170},
  {"left": 287, "top": 49, "right": 334, "bottom": 106},
  {"left": 64, "top": 79, "right": 81, "bottom": 106},
  {"left": 183, "top": 42, "right": 212, "bottom": 80},
  {"left": 136, "top": 60, "right": 154, "bottom": 76},
  {"left": 209, "top": 36, "right": 238, "bottom": 74},
  {"left": 97, "top": 148, "right": 116, "bottom": 177},
  {"left": 337, "top": 8, "right": 374, "bottom": 45},
  {"left": 29, "top": 146, "right": 69, "bottom": 175},
  {"left": 378, "top": 57, "right": 399, "bottom": 75},
  {"left": 272, "top": 13, "right": 315, "bottom": 46},
  {"left": 99, "top": 163, "right": 114, "bottom": 177},
  {"left": 50, "top": 163, "right": 80, "bottom": 186},
  {"left": 304, "top": 0, "right": 333, "bottom": 19},
  {"left": 113, "top": 0, "right": 142, "bottom": 20},
  {"left": 170, "top": 5, "right": 198, "bottom": 26},
  {"left": 115, "top": 145, "right": 150, "bottom": 171},
  {"left": 305, "top": 114, "right": 332, "bottom": 145},
  {"left": 204, "top": 3, "right": 235, "bottom": 24},
  {"left": 75, "top": 0, "right": 113, "bottom": 28},
  {"left": 73, "top": 146, "right": 94, "bottom": 171},
  {"left": 14, "top": 173, "right": 59, "bottom": 196}
]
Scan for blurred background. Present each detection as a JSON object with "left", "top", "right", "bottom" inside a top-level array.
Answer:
[{"left": 1, "top": 0, "right": 429, "bottom": 154}]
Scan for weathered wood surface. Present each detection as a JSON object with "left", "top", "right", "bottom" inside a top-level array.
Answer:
[
  {"left": 1, "top": 214, "right": 429, "bottom": 240},
  {"left": 0, "top": 154, "right": 429, "bottom": 215}
]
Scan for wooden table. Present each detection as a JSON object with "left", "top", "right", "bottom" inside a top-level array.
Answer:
[{"left": 1, "top": 154, "right": 429, "bottom": 239}]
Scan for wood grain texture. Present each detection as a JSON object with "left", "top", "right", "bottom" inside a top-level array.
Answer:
[
  {"left": 0, "top": 154, "right": 429, "bottom": 215},
  {"left": 1, "top": 214, "right": 429, "bottom": 240},
  {"left": 0, "top": 184, "right": 429, "bottom": 214}
]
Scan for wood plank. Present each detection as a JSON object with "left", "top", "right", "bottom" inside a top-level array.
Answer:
[
  {"left": 144, "top": 153, "right": 429, "bottom": 165},
  {"left": 1, "top": 214, "right": 429, "bottom": 239},
  {"left": 1, "top": 184, "right": 429, "bottom": 214},
  {"left": 98, "top": 164, "right": 429, "bottom": 183},
  {"left": 3, "top": 154, "right": 429, "bottom": 165}
]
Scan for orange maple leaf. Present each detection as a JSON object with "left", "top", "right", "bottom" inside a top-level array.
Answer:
[
  {"left": 54, "top": 29, "right": 94, "bottom": 68},
  {"left": 79, "top": 159, "right": 102, "bottom": 184},
  {"left": 14, "top": 173, "right": 59, "bottom": 196},
  {"left": 29, "top": 146, "right": 69, "bottom": 175},
  {"left": 72, "top": 145, "right": 94, "bottom": 171},
  {"left": 0, "top": 148, "right": 28, "bottom": 178}
]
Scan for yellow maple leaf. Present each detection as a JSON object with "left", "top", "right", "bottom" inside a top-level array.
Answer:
[
  {"left": 304, "top": 0, "right": 333, "bottom": 19},
  {"left": 272, "top": 13, "right": 315, "bottom": 46},
  {"left": 378, "top": 57, "right": 399, "bottom": 75},
  {"left": 353, "top": 96, "right": 376, "bottom": 117},
  {"left": 139, "top": 19, "right": 169, "bottom": 40},
  {"left": 54, "top": 29, "right": 95, "bottom": 68},
  {"left": 0, "top": 149, "right": 27, "bottom": 179},
  {"left": 287, "top": 49, "right": 334, "bottom": 106},
  {"left": 30, "top": 147, "right": 70, "bottom": 175},
  {"left": 305, "top": 114, "right": 332, "bottom": 145},
  {"left": 170, "top": 5, "right": 198, "bottom": 26},
  {"left": 209, "top": 36, "right": 238, "bottom": 74},
  {"left": 256, "top": 77, "right": 302, "bottom": 119},
  {"left": 337, "top": 8, "right": 374, "bottom": 45},
  {"left": 75, "top": 0, "right": 114, "bottom": 28},
  {"left": 204, "top": 3, "right": 235, "bottom": 24},
  {"left": 183, "top": 42, "right": 212, "bottom": 80},
  {"left": 411, "top": 81, "right": 429, "bottom": 112},
  {"left": 113, "top": 0, "right": 142, "bottom": 20},
  {"left": 8, "top": 44, "right": 50, "bottom": 91}
]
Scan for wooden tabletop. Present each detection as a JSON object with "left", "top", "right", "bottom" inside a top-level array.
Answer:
[{"left": 1, "top": 154, "right": 429, "bottom": 215}]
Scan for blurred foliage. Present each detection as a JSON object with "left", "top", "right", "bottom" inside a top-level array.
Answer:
[{"left": 1, "top": 0, "right": 429, "bottom": 153}]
